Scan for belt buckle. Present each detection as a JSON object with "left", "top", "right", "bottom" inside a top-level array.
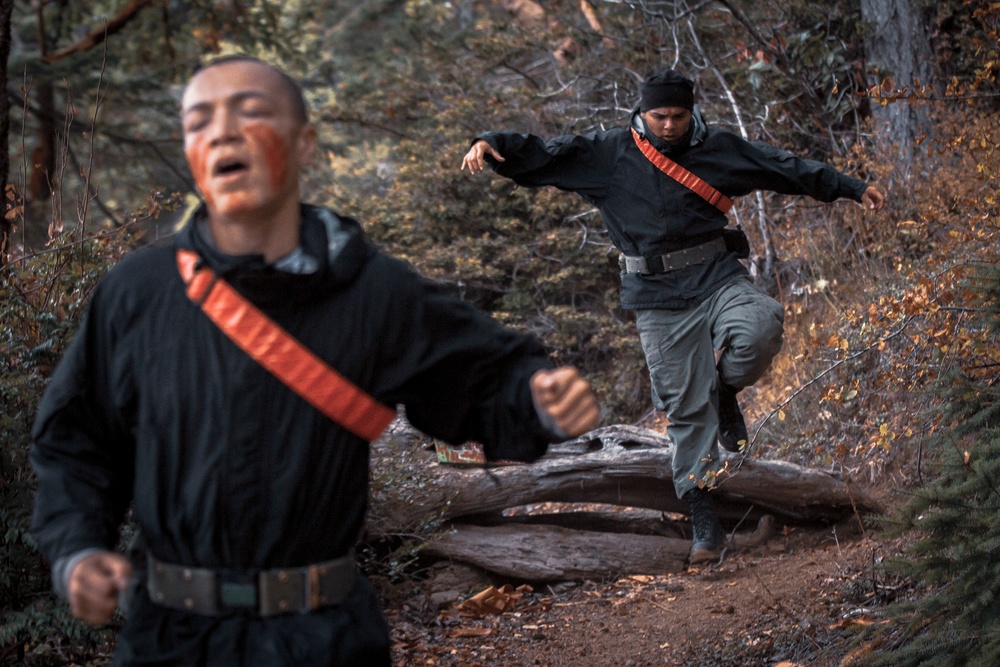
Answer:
[
  {"left": 622, "top": 255, "right": 652, "bottom": 274},
  {"left": 258, "top": 567, "right": 310, "bottom": 616},
  {"left": 217, "top": 571, "right": 258, "bottom": 614}
]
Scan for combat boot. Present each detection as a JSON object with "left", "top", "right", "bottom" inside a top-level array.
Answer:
[
  {"left": 717, "top": 381, "right": 748, "bottom": 453},
  {"left": 683, "top": 487, "right": 726, "bottom": 564}
]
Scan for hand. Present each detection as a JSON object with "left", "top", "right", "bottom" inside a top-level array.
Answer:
[
  {"left": 530, "top": 367, "right": 600, "bottom": 437},
  {"left": 861, "top": 186, "right": 885, "bottom": 212},
  {"left": 460, "top": 140, "right": 505, "bottom": 174},
  {"left": 67, "top": 551, "right": 133, "bottom": 624}
]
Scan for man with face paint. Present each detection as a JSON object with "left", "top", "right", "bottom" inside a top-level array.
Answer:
[
  {"left": 461, "top": 69, "right": 885, "bottom": 566},
  {"left": 29, "top": 56, "right": 600, "bottom": 667}
]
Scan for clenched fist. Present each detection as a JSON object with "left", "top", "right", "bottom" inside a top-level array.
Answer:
[
  {"left": 67, "top": 551, "right": 133, "bottom": 624},
  {"left": 530, "top": 367, "right": 600, "bottom": 437}
]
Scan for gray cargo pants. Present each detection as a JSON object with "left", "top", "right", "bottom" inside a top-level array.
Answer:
[{"left": 635, "top": 277, "right": 785, "bottom": 499}]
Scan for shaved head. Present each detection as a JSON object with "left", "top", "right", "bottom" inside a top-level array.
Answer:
[{"left": 188, "top": 55, "right": 309, "bottom": 124}]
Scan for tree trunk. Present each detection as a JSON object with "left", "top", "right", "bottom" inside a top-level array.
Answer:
[
  {"left": 28, "top": 82, "right": 56, "bottom": 207},
  {"left": 860, "top": 0, "right": 935, "bottom": 180},
  {"left": 0, "top": 0, "right": 13, "bottom": 267},
  {"left": 27, "top": 1, "right": 56, "bottom": 234}
]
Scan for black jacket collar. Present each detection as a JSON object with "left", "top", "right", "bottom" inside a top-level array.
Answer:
[{"left": 177, "top": 203, "right": 375, "bottom": 307}]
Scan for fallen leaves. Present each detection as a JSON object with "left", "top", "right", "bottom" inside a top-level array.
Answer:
[
  {"left": 457, "top": 584, "right": 532, "bottom": 618},
  {"left": 386, "top": 532, "right": 897, "bottom": 666}
]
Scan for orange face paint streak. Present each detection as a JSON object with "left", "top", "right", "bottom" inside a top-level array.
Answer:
[
  {"left": 186, "top": 140, "right": 215, "bottom": 209},
  {"left": 245, "top": 124, "right": 289, "bottom": 191}
]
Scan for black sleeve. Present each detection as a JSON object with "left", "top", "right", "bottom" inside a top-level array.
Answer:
[
  {"left": 735, "top": 138, "right": 869, "bottom": 202},
  {"left": 477, "top": 130, "right": 617, "bottom": 203},
  {"left": 369, "top": 255, "right": 557, "bottom": 462},
  {"left": 29, "top": 282, "right": 136, "bottom": 567}
]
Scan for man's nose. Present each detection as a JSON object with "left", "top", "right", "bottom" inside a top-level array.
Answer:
[{"left": 207, "top": 109, "right": 240, "bottom": 145}]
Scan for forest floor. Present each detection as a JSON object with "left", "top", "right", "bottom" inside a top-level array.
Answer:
[{"left": 380, "top": 498, "right": 901, "bottom": 667}]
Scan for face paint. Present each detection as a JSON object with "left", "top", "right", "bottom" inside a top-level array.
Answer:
[
  {"left": 184, "top": 123, "right": 291, "bottom": 216},
  {"left": 180, "top": 60, "right": 309, "bottom": 227},
  {"left": 245, "top": 124, "right": 289, "bottom": 191},
  {"left": 185, "top": 138, "right": 215, "bottom": 209}
]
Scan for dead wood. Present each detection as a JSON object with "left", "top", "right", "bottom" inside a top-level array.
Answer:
[
  {"left": 42, "top": 0, "right": 155, "bottom": 63},
  {"left": 420, "top": 523, "right": 692, "bottom": 581},
  {"left": 420, "top": 513, "right": 779, "bottom": 581},
  {"left": 378, "top": 424, "right": 885, "bottom": 535},
  {"left": 374, "top": 422, "right": 879, "bottom": 580},
  {"left": 474, "top": 504, "right": 688, "bottom": 539}
]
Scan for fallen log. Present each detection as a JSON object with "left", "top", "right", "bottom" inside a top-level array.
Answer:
[
  {"left": 480, "top": 504, "right": 688, "bottom": 538},
  {"left": 420, "top": 523, "right": 692, "bottom": 581},
  {"left": 420, "top": 515, "right": 779, "bottom": 582},
  {"left": 376, "top": 424, "right": 885, "bottom": 535}
]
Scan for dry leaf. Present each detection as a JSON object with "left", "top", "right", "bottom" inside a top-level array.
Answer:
[
  {"left": 827, "top": 616, "right": 876, "bottom": 630},
  {"left": 458, "top": 584, "right": 526, "bottom": 617},
  {"left": 448, "top": 627, "right": 494, "bottom": 638}
]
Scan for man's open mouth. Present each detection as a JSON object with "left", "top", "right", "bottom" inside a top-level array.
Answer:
[{"left": 214, "top": 159, "right": 248, "bottom": 176}]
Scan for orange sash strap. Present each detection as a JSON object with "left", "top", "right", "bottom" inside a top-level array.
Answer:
[
  {"left": 630, "top": 127, "right": 734, "bottom": 214},
  {"left": 176, "top": 248, "right": 395, "bottom": 442}
]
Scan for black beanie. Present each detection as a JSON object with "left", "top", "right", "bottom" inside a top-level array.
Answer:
[{"left": 640, "top": 70, "right": 695, "bottom": 111}]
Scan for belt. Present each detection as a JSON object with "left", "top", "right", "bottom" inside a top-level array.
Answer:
[
  {"left": 146, "top": 551, "right": 356, "bottom": 617},
  {"left": 619, "top": 237, "right": 727, "bottom": 274}
]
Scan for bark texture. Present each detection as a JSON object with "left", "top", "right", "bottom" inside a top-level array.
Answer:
[
  {"left": 376, "top": 423, "right": 882, "bottom": 580},
  {"left": 861, "top": 0, "right": 935, "bottom": 177}
]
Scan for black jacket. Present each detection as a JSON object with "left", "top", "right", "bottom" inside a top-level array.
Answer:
[
  {"left": 29, "top": 204, "right": 555, "bottom": 665},
  {"left": 478, "top": 108, "right": 869, "bottom": 309}
]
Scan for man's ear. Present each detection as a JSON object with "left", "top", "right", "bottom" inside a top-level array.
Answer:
[{"left": 297, "top": 123, "right": 318, "bottom": 167}]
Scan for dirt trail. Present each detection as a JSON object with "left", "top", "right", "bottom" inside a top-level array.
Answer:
[{"left": 385, "top": 524, "right": 887, "bottom": 667}]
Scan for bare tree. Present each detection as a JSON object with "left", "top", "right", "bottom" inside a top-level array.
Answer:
[
  {"left": 0, "top": 0, "right": 13, "bottom": 268},
  {"left": 860, "top": 0, "right": 935, "bottom": 181}
]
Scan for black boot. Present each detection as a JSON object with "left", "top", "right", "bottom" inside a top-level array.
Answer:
[
  {"left": 683, "top": 488, "right": 726, "bottom": 564},
  {"left": 717, "top": 381, "right": 748, "bottom": 453}
]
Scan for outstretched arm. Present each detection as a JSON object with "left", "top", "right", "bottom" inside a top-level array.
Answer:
[
  {"left": 530, "top": 367, "right": 600, "bottom": 438},
  {"left": 461, "top": 139, "right": 506, "bottom": 174}
]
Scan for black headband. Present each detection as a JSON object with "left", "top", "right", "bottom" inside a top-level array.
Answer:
[{"left": 640, "top": 70, "right": 695, "bottom": 111}]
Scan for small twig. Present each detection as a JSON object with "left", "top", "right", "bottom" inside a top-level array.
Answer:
[
  {"left": 77, "top": 29, "right": 112, "bottom": 237},
  {"left": 840, "top": 461, "right": 869, "bottom": 543},
  {"left": 746, "top": 563, "right": 825, "bottom": 653},
  {"left": 748, "top": 314, "right": 919, "bottom": 450}
]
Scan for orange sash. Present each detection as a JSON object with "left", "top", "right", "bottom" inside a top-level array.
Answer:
[
  {"left": 631, "top": 127, "right": 734, "bottom": 214},
  {"left": 176, "top": 248, "right": 395, "bottom": 442}
]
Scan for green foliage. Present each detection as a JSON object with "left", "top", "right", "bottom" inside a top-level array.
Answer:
[
  {"left": 1, "top": 604, "right": 116, "bottom": 666},
  {"left": 0, "top": 218, "right": 145, "bottom": 662},
  {"left": 743, "top": 96, "right": 999, "bottom": 477},
  {"left": 8, "top": 1, "right": 312, "bottom": 244},
  {"left": 851, "top": 261, "right": 1000, "bottom": 666},
  {"left": 364, "top": 436, "right": 452, "bottom": 584}
]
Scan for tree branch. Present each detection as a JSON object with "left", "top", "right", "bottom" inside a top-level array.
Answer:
[
  {"left": 42, "top": 0, "right": 156, "bottom": 63},
  {"left": 7, "top": 89, "right": 193, "bottom": 189}
]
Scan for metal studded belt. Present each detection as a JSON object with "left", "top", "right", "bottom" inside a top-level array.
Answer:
[
  {"left": 619, "top": 237, "right": 727, "bottom": 274},
  {"left": 146, "top": 551, "right": 356, "bottom": 617}
]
